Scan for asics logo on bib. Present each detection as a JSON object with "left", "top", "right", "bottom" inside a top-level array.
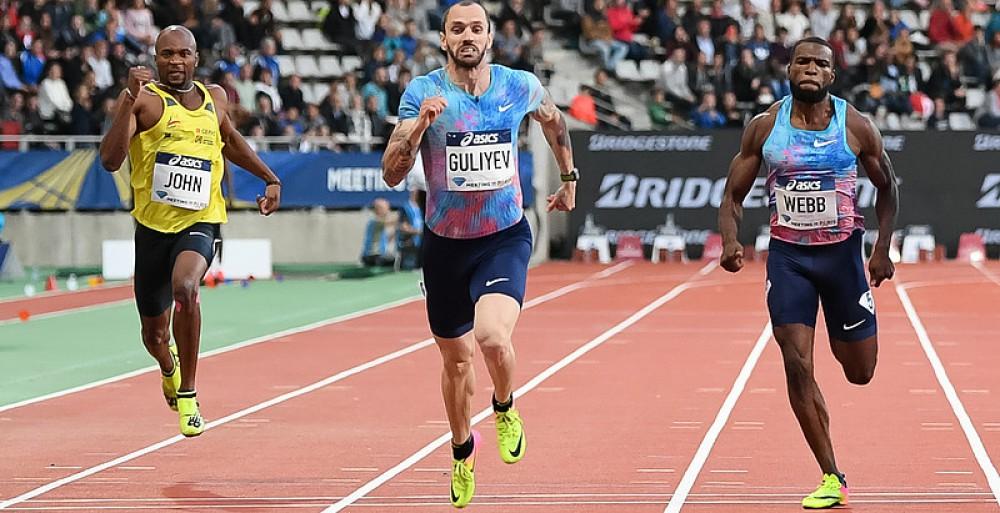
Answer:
[
  {"left": 152, "top": 152, "right": 212, "bottom": 210},
  {"left": 460, "top": 132, "right": 501, "bottom": 146},
  {"left": 786, "top": 179, "right": 823, "bottom": 191},
  {"left": 446, "top": 129, "right": 515, "bottom": 191},
  {"left": 775, "top": 176, "right": 837, "bottom": 230},
  {"left": 168, "top": 155, "right": 205, "bottom": 169}
]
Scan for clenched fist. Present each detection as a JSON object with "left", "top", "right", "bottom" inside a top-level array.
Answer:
[{"left": 127, "top": 66, "right": 152, "bottom": 98}]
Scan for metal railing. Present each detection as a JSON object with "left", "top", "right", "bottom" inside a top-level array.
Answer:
[{"left": 0, "top": 134, "right": 386, "bottom": 153}]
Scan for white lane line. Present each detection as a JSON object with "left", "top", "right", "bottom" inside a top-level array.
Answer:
[
  {"left": 897, "top": 284, "right": 1000, "bottom": 507},
  {"left": 0, "top": 284, "right": 130, "bottom": 304},
  {"left": 0, "top": 295, "right": 423, "bottom": 413},
  {"left": 0, "top": 299, "right": 135, "bottom": 327},
  {"left": 971, "top": 261, "right": 1000, "bottom": 288},
  {"left": 663, "top": 321, "right": 772, "bottom": 513},
  {"left": 0, "top": 263, "right": 634, "bottom": 510},
  {"left": 319, "top": 262, "right": 718, "bottom": 513}
]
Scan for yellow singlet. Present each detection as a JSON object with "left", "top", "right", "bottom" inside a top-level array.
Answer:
[{"left": 128, "top": 81, "right": 227, "bottom": 233}]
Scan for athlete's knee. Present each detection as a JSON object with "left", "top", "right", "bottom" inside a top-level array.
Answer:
[
  {"left": 172, "top": 277, "right": 200, "bottom": 310},
  {"left": 140, "top": 324, "right": 170, "bottom": 347},
  {"left": 475, "top": 326, "right": 512, "bottom": 363},
  {"left": 442, "top": 354, "right": 475, "bottom": 377},
  {"left": 845, "top": 363, "right": 876, "bottom": 386},
  {"left": 780, "top": 351, "right": 813, "bottom": 387}
]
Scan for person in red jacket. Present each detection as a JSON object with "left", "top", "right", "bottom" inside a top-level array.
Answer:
[
  {"left": 928, "top": 0, "right": 962, "bottom": 48},
  {"left": 606, "top": 0, "right": 649, "bottom": 60}
]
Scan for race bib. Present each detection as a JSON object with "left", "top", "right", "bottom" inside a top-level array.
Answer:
[
  {"left": 445, "top": 129, "right": 515, "bottom": 191},
  {"left": 151, "top": 152, "right": 212, "bottom": 211},
  {"left": 775, "top": 177, "right": 838, "bottom": 230}
]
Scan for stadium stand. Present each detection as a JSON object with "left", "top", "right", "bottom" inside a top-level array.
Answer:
[{"left": 3, "top": 0, "right": 1000, "bottom": 145}]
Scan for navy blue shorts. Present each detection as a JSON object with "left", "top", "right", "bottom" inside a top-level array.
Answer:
[
  {"left": 766, "top": 230, "right": 877, "bottom": 342},
  {"left": 134, "top": 221, "right": 220, "bottom": 317},
  {"left": 421, "top": 217, "right": 532, "bottom": 338}
]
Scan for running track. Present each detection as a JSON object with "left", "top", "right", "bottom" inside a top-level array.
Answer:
[{"left": 1, "top": 260, "right": 998, "bottom": 512}]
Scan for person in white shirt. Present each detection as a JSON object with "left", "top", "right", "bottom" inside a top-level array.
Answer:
[
  {"left": 87, "top": 40, "right": 114, "bottom": 91},
  {"left": 38, "top": 63, "right": 72, "bottom": 122},
  {"left": 354, "top": 0, "right": 383, "bottom": 40},
  {"left": 809, "top": 0, "right": 838, "bottom": 39},
  {"left": 124, "top": 0, "right": 157, "bottom": 48},
  {"left": 776, "top": 0, "right": 810, "bottom": 42},
  {"left": 661, "top": 47, "right": 696, "bottom": 111}
]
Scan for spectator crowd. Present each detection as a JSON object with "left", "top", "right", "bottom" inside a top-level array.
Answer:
[{"left": 4, "top": 0, "right": 1000, "bottom": 142}]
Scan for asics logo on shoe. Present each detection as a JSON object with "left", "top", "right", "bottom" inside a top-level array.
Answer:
[{"left": 187, "top": 416, "right": 202, "bottom": 428}]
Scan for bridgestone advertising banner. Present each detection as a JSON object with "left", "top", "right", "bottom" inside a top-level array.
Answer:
[{"left": 569, "top": 131, "right": 1000, "bottom": 257}]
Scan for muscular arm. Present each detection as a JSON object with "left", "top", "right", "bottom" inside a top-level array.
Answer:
[
  {"left": 850, "top": 109, "right": 898, "bottom": 253},
  {"left": 211, "top": 86, "right": 279, "bottom": 184},
  {"left": 719, "top": 111, "right": 772, "bottom": 248},
  {"left": 98, "top": 89, "right": 139, "bottom": 171},
  {"left": 530, "top": 90, "right": 575, "bottom": 174},
  {"left": 382, "top": 118, "right": 427, "bottom": 187}
]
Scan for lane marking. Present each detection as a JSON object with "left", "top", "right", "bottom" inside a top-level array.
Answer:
[
  {"left": 0, "top": 295, "right": 422, "bottom": 413},
  {"left": 320, "top": 262, "right": 718, "bottom": 512},
  {"left": 663, "top": 322, "right": 772, "bottom": 513},
  {"left": 0, "top": 299, "right": 134, "bottom": 327},
  {"left": 897, "top": 284, "right": 1000, "bottom": 507},
  {"left": 0, "top": 262, "right": 635, "bottom": 510}
]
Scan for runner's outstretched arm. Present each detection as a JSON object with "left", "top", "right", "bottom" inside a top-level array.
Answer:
[
  {"left": 208, "top": 86, "right": 281, "bottom": 215},
  {"left": 530, "top": 91, "right": 574, "bottom": 174},
  {"left": 530, "top": 91, "right": 576, "bottom": 212},
  {"left": 719, "top": 112, "right": 770, "bottom": 273},
  {"left": 851, "top": 109, "right": 898, "bottom": 286},
  {"left": 383, "top": 96, "right": 446, "bottom": 187},
  {"left": 100, "top": 66, "right": 150, "bottom": 171}
]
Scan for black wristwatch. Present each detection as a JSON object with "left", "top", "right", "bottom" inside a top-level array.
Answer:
[{"left": 560, "top": 168, "right": 579, "bottom": 182}]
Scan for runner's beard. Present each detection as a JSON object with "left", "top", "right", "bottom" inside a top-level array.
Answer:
[{"left": 448, "top": 44, "right": 485, "bottom": 69}]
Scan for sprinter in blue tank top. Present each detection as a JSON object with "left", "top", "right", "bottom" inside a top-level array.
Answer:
[
  {"left": 380, "top": 0, "right": 579, "bottom": 507},
  {"left": 718, "top": 37, "right": 899, "bottom": 509}
]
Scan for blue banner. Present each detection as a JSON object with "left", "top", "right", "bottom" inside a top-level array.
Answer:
[
  {"left": 228, "top": 151, "right": 535, "bottom": 209},
  {"left": 0, "top": 150, "right": 535, "bottom": 211}
]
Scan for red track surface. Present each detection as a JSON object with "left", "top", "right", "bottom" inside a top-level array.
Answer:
[
  {"left": 685, "top": 262, "right": 1000, "bottom": 512},
  {"left": 0, "top": 284, "right": 132, "bottom": 321},
  {"left": 2, "top": 261, "right": 998, "bottom": 512}
]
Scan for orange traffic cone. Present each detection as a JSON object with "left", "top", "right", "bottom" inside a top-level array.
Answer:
[{"left": 44, "top": 275, "right": 58, "bottom": 292}]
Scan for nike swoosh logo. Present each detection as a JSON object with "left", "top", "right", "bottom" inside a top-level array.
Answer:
[
  {"left": 189, "top": 232, "right": 210, "bottom": 238},
  {"left": 509, "top": 431, "right": 524, "bottom": 457},
  {"left": 843, "top": 319, "right": 865, "bottom": 330},
  {"left": 485, "top": 278, "right": 509, "bottom": 287},
  {"left": 498, "top": 103, "right": 514, "bottom": 112},
  {"left": 813, "top": 139, "right": 837, "bottom": 148},
  {"left": 451, "top": 487, "right": 460, "bottom": 504}
]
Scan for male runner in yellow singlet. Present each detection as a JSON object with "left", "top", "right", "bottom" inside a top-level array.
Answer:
[{"left": 99, "top": 26, "right": 281, "bottom": 437}]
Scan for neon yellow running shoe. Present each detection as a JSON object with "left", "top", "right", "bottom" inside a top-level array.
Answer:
[
  {"left": 495, "top": 408, "right": 525, "bottom": 464},
  {"left": 161, "top": 344, "right": 181, "bottom": 411},
  {"left": 802, "top": 473, "right": 848, "bottom": 509},
  {"left": 177, "top": 394, "right": 204, "bottom": 437},
  {"left": 449, "top": 430, "right": 480, "bottom": 508}
]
